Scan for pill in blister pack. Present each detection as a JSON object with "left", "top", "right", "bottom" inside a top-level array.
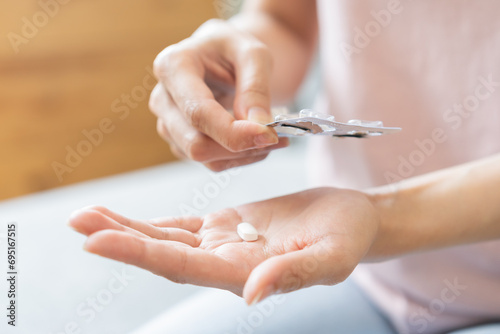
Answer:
[{"left": 267, "top": 108, "right": 401, "bottom": 138}]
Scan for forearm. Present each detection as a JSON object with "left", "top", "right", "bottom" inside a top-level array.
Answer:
[
  {"left": 230, "top": 0, "right": 318, "bottom": 104},
  {"left": 366, "top": 153, "right": 500, "bottom": 261}
]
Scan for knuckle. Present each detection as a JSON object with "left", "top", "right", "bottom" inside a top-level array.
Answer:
[
  {"left": 197, "top": 18, "right": 224, "bottom": 31},
  {"left": 183, "top": 100, "right": 204, "bottom": 129},
  {"left": 148, "top": 85, "right": 166, "bottom": 115},
  {"left": 243, "top": 40, "right": 269, "bottom": 56},
  {"left": 156, "top": 120, "right": 171, "bottom": 142},
  {"left": 243, "top": 41, "right": 272, "bottom": 65},
  {"left": 169, "top": 144, "right": 185, "bottom": 160},
  {"left": 225, "top": 137, "right": 244, "bottom": 152},
  {"left": 153, "top": 48, "right": 172, "bottom": 78},
  {"left": 280, "top": 265, "right": 307, "bottom": 293},
  {"left": 184, "top": 132, "right": 209, "bottom": 162},
  {"left": 153, "top": 45, "right": 188, "bottom": 79},
  {"left": 241, "top": 85, "right": 269, "bottom": 98},
  {"left": 229, "top": 134, "right": 253, "bottom": 152},
  {"left": 193, "top": 19, "right": 230, "bottom": 41},
  {"left": 238, "top": 80, "right": 270, "bottom": 105},
  {"left": 156, "top": 119, "right": 165, "bottom": 135},
  {"left": 135, "top": 238, "right": 147, "bottom": 264},
  {"left": 170, "top": 251, "right": 188, "bottom": 284},
  {"left": 223, "top": 125, "right": 250, "bottom": 152},
  {"left": 159, "top": 229, "right": 170, "bottom": 240}
]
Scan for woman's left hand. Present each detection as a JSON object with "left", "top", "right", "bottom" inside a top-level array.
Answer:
[{"left": 68, "top": 187, "right": 379, "bottom": 305}]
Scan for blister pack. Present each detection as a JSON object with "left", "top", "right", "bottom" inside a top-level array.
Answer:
[{"left": 267, "top": 109, "right": 401, "bottom": 138}]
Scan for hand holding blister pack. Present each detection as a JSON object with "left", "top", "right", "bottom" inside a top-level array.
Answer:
[{"left": 268, "top": 108, "right": 401, "bottom": 138}]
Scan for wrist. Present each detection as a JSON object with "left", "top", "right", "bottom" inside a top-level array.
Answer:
[
  {"left": 363, "top": 175, "right": 443, "bottom": 261},
  {"left": 363, "top": 184, "right": 405, "bottom": 261}
]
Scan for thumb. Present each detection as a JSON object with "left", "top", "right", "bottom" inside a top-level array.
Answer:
[
  {"left": 242, "top": 242, "right": 351, "bottom": 305},
  {"left": 233, "top": 42, "right": 274, "bottom": 125}
]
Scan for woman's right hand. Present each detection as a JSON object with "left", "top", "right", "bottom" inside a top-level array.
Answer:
[{"left": 149, "top": 19, "right": 289, "bottom": 172}]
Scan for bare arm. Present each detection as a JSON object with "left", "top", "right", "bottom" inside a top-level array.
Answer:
[
  {"left": 68, "top": 154, "right": 500, "bottom": 305},
  {"left": 233, "top": 0, "right": 318, "bottom": 103},
  {"left": 368, "top": 153, "right": 500, "bottom": 260}
]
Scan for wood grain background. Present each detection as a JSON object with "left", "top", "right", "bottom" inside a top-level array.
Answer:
[{"left": 0, "top": 0, "right": 222, "bottom": 200}]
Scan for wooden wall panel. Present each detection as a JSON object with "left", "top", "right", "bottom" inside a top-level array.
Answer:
[{"left": 0, "top": 0, "right": 218, "bottom": 199}]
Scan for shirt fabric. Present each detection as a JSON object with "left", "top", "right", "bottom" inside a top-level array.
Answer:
[{"left": 310, "top": 1, "right": 500, "bottom": 333}]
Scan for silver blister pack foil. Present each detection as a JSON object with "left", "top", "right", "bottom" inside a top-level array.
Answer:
[{"left": 267, "top": 109, "right": 401, "bottom": 138}]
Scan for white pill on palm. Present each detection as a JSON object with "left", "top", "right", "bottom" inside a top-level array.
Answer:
[{"left": 237, "top": 222, "right": 258, "bottom": 242}]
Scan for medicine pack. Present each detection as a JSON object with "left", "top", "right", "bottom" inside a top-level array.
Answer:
[{"left": 267, "top": 108, "right": 401, "bottom": 138}]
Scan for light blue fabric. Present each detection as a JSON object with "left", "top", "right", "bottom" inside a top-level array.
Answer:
[
  {"left": 133, "top": 280, "right": 397, "bottom": 334},
  {"left": 134, "top": 280, "right": 499, "bottom": 334},
  {"left": 450, "top": 324, "right": 500, "bottom": 334}
]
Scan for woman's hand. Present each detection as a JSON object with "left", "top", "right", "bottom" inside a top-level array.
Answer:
[
  {"left": 149, "top": 19, "right": 290, "bottom": 172},
  {"left": 68, "top": 188, "right": 379, "bottom": 305}
]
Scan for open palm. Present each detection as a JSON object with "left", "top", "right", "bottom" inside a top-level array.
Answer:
[{"left": 69, "top": 188, "right": 379, "bottom": 304}]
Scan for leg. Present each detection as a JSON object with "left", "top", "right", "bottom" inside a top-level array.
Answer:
[{"left": 132, "top": 280, "right": 396, "bottom": 334}]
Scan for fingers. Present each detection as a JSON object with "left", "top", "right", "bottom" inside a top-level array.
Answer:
[
  {"left": 198, "top": 138, "right": 289, "bottom": 171},
  {"left": 242, "top": 241, "right": 355, "bottom": 305},
  {"left": 157, "top": 119, "right": 188, "bottom": 160},
  {"left": 84, "top": 230, "right": 239, "bottom": 288},
  {"left": 69, "top": 209, "right": 150, "bottom": 239},
  {"left": 156, "top": 118, "right": 172, "bottom": 145},
  {"left": 233, "top": 41, "right": 273, "bottom": 123},
  {"left": 148, "top": 22, "right": 286, "bottom": 169},
  {"left": 204, "top": 152, "right": 270, "bottom": 172},
  {"left": 148, "top": 216, "right": 204, "bottom": 232},
  {"left": 153, "top": 87, "right": 288, "bottom": 164},
  {"left": 153, "top": 52, "right": 278, "bottom": 152},
  {"left": 155, "top": 97, "right": 239, "bottom": 162},
  {"left": 69, "top": 207, "right": 200, "bottom": 247}
]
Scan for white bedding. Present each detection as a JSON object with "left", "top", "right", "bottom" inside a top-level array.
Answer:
[{"left": 0, "top": 143, "right": 307, "bottom": 334}]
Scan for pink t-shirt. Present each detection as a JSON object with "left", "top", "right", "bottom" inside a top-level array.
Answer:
[{"left": 309, "top": 1, "right": 500, "bottom": 333}]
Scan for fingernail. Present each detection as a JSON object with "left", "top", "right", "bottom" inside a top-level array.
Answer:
[
  {"left": 248, "top": 107, "right": 271, "bottom": 124},
  {"left": 249, "top": 285, "right": 275, "bottom": 306},
  {"left": 249, "top": 290, "right": 263, "bottom": 306},
  {"left": 254, "top": 132, "right": 278, "bottom": 147}
]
